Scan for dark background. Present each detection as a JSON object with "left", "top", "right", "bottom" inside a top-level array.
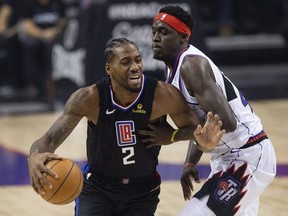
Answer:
[{"left": 1, "top": 0, "right": 288, "bottom": 115}]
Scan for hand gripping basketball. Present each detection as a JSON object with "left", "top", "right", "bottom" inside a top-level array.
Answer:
[{"left": 41, "top": 158, "right": 84, "bottom": 205}]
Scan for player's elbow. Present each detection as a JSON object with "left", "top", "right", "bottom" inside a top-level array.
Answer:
[{"left": 224, "top": 117, "right": 237, "bottom": 132}]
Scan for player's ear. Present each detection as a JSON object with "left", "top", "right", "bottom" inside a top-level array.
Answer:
[
  {"left": 105, "top": 63, "right": 112, "bottom": 76},
  {"left": 180, "top": 33, "right": 189, "bottom": 44}
]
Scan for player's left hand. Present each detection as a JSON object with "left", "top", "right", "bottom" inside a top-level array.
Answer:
[
  {"left": 181, "top": 164, "right": 201, "bottom": 200},
  {"left": 194, "top": 112, "right": 225, "bottom": 152},
  {"left": 139, "top": 118, "right": 174, "bottom": 147}
]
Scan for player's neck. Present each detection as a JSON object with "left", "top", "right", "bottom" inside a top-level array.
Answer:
[
  {"left": 115, "top": 93, "right": 138, "bottom": 107},
  {"left": 165, "top": 44, "right": 189, "bottom": 69},
  {"left": 112, "top": 86, "right": 139, "bottom": 107}
]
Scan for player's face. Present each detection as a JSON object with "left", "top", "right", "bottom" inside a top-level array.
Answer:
[
  {"left": 106, "top": 44, "right": 144, "bottom": 93},
  {"left": 152, "top": 21, "right": 183, "bottom": 62}
]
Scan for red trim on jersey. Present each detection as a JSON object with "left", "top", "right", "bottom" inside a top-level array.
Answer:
[
  {"left": 246, "top": 131, "right": 267, "bottom": 145},
  {"left": 240, "top": 130, "right": 268, "bottom": 149}
]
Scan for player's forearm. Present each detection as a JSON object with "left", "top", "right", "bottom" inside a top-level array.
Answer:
[
  {"left": 29, "top": 121, "right": 70, "bottom": 154},
  {"left": 172, "top": 125, "right": 197, "bottom": 143},
  {"left": 29, "top": 135, "right": 59, "bottom": 155},
  {"left": 30, "top": 139, "right": 56, "bottom": 154},
  {"left": 29, "top": 113, "right": 82, "bottom": 155},
  {"left": 184, "top": 141, "right": 203, "bottom": 165}
]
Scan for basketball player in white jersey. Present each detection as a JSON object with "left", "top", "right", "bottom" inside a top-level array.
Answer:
[{"left": 141, "top": 5, "right": 277, "bottom": 216}]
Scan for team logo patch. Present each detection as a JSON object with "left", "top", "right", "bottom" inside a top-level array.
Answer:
[
  {"left": 115, "top": 121, "right": 136, "bottom": 146},
  {"left": 194, "top": 163, "right": 249, "bottom": 216},
  {"left": 214, "top": 176, "right": 241, "bottom": 204},
  {"left": 211, "top": 163, "right": 249, "bottom": 215}
]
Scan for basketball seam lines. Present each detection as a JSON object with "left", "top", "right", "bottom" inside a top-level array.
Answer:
[
  {"left": 57, "top": 165, "right": 83, "bottom": 205},
  {"left": 47, "top": 161, "right": 74, "bottom": 203}
]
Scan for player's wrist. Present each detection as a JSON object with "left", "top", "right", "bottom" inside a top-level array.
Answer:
[
  {"left": 183, "top": 162, "right": 196, "bottom": 168},
  {"left": 170, "top": 129, "right": 179, "bottom": 143}
]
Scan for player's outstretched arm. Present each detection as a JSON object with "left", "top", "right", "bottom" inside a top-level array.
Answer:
[{"left": 141, "top": 81, "right": 201, "bottom": 147}]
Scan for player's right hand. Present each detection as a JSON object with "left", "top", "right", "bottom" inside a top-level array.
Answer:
[
  {"left": 180, "top": 164, "right": 201, "bottom": 201},
  {"left": 27, "top": 151, "right": 61, "bottom": 195}
]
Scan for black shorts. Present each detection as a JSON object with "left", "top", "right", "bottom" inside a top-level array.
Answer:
[{"left": 75, "top": 171, "right": 161, "bottom": 216}]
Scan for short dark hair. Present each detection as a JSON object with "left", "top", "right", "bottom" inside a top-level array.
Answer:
[
  {"left": 159, "top": 5, "right": 193, "bottom": 31},
  {"left": 104, "top": 38, "right": 138, "bottom": 63}
]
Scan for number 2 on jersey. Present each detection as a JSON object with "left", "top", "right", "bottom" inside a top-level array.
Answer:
[
  {"left": 115, "top": 121, "right": 136, "bottom": 165},
  {"left": 122, "top": 147, "right": 135, "bottom": 165}
]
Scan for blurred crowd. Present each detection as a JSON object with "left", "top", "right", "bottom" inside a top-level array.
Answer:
[
  {"left": 0, "top": 0, "right": 89, "bottom": 101},
  {"left": 0, "top": 0, "right": 288, "bottom": 102},
  {"left": 199, "top": 0, "right": 288, "bottom": 37}
]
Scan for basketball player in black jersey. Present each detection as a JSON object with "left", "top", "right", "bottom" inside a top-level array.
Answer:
[{"left": 27, "top": 38, "right": 224, "bottom": 216}]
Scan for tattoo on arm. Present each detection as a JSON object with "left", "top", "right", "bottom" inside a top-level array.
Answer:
[
  {"left": 30, "top": 113, "right": 82, "bottom": 154},
  {"left": 29, "top": 87, "right": 92, "bottom": 154},
  {"left": 31, "top": 96, "right": 85, "bottom": 154},
  {"left": 48, "top": 114, "right": 81, "bottom": 148}
]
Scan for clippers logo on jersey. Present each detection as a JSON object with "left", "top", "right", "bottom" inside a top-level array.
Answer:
[{"left": 115, "top": 121, "right": 136, "bottom": 146}]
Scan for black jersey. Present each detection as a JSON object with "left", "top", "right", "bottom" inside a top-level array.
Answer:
[{"left": 86, "top": 75, "right": 161, "bottom": 178}]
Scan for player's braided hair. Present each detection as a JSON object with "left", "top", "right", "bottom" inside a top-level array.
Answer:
[
  {"left": 159, "top": 5, "right": 193, "bottom": 31},
  {"left": 104, "top": 38, "right": 138, "bottom": 63}
]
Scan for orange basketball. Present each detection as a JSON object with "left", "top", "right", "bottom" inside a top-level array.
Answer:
[{"left": 41, "top": 158, "right": 84, "bottom": 205}]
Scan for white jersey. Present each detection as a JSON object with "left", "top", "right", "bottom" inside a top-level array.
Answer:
[{"left": 165, "top": 45, "right": 263, "bottom": 154}]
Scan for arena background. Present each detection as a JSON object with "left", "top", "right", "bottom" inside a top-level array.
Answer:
[{"left": 0, "top": 0, "right": 288, "bottom": 215}]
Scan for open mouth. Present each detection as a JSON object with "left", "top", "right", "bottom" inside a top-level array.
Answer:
[{"left": 129, "top": 74, "right": 141, "bottom": 85}]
